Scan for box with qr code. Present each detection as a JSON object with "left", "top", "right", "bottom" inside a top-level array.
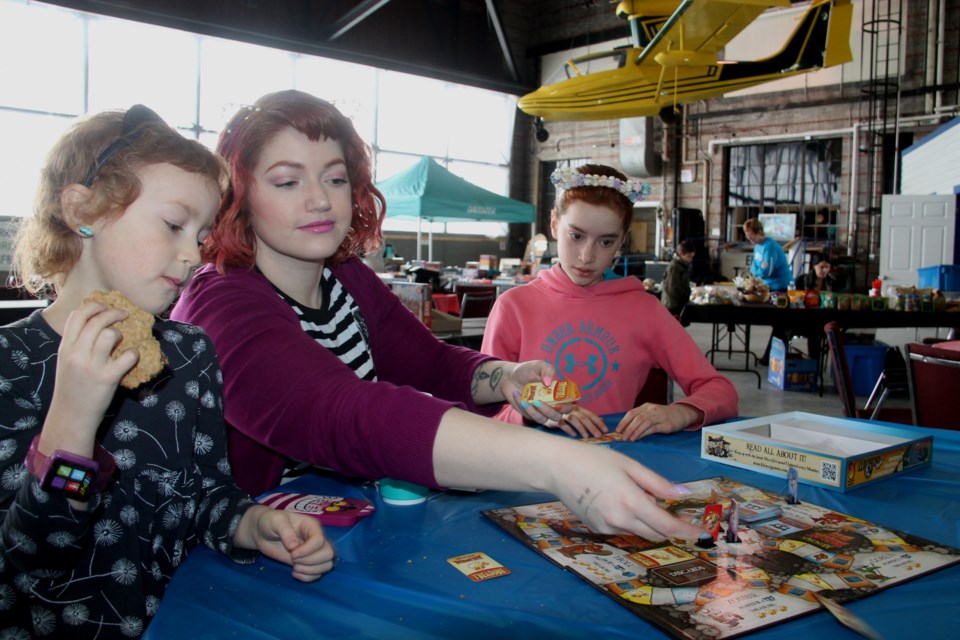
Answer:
[{"left": 701, "top": 412, "right": 933, "bottom": 492}]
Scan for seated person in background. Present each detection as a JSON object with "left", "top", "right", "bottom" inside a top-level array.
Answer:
[
  {"left": 661, "top": 239, "right": 696, "bottom": 317},
  {"left": 794, "top": 252, "right": 847, "bottom": 361},
  {"left": 482, "top": 163, "right": 738, "bottom": 441},
  {"left": 796, "top": 252, "right": 846, "bottom": 292}
]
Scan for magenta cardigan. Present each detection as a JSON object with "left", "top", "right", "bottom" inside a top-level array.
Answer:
[{"left": 171, "top": 259, "right": 496, "bottom": 495}]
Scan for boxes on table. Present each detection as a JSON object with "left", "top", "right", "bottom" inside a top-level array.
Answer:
[
  {"left": 918, "top": 264, "right": 960, "bottom": 291},
  {"left": 843, "top": 340, "right": 888, "bottom": 397},
  {"left": 478, "top": 255, "right": 497, "bottom": 272},
  {"left": 767, "top": 337, "right": 817, "bottom": 392},
  {"left": 701, "top": 411, "right": 933, "bottom": 492},
  {"left": 390, "top": 281, "right": 432, "bottom": 329}
]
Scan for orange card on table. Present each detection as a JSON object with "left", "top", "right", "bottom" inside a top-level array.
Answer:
[{"left": 447, "top": 552, "right": 511, "bottom": 582}]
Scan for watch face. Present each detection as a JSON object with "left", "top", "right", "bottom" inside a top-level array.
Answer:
[{"left": 43, "top": 457, "right": 98, "bottom": 500}]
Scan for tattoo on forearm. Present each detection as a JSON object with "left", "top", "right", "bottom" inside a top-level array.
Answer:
[
  {"left": 472, "top": 364, "right": 504, "bottom": 397},
  {"left": 488, "top": 366, "right": 503, "bottom": 391},
  {"left": 577, "top": 487, "right": 600, "bottom": 519}
]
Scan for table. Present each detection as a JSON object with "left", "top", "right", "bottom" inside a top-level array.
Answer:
[
  {"left": 146, "top": 416, "right": 960, "bottom": 640},
  {"left": 679, "top": 304, "right": 960, "bottom": 389}
]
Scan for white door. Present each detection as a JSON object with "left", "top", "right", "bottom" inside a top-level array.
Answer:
[{"left": 879, "top": 195, "right": 956, "bottom": 288}]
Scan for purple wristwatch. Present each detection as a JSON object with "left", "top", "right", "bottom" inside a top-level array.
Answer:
[{"left": 25, "top": 435, "right": 116, "bottom": 500}]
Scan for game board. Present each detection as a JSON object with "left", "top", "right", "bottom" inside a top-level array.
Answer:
[{"left": 482, "top": 477, "right": 960, "bottom": 639}]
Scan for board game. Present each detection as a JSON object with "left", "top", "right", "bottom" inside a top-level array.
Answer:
[{"left": 482, "top": 477, "right": 960, "bottom": 639}]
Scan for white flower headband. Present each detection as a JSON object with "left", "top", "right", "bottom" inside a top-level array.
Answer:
[{"left": 550, "top": 167, "right": 651, "bottom": 203}]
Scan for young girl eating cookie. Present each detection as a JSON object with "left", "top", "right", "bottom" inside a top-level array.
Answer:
[{"left": 0, "top": 105, "right": 333, "bottom": 638}]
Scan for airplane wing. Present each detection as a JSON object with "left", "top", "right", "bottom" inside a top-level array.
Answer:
[{"left": 637, "top": 0, "right": 792, "bottom": 66}]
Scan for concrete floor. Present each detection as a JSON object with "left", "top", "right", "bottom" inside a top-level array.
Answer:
[{"left": 679, "top": 322, "right": 912, "bottom": 420}]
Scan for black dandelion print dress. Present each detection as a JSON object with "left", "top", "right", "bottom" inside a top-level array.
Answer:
[{"left": 0, "top": 311, "right": 257, "bottom": 638}]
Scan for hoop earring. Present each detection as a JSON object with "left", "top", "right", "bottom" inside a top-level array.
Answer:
[{"left": 78, "top": 227, "right": 94, "bottom": 238}]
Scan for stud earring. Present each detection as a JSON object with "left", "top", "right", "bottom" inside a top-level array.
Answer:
[{"left": 78, "top": 227, "right": 94, "bottom": 238}]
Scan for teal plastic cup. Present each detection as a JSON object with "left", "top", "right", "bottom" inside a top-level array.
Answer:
[{"left": 379, "top": 478, "right": 429, "bottom": 505}]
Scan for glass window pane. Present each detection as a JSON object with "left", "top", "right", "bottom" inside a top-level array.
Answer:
[
  {"left": 446, "top": 86, "right": 515, "bottom": 164},
  {"left": 445, "top": 221, "right": 508, "bottom": 237},
  {"left": 200, "top": 37, "right": 295, "bottom": 133},
  {"left": 374, "top": 152, "right": 420, "bottom": 183},
  {"left": 0, "top": 112, "right": 73, "bottom": 218},
  {"left": 377, "top": 71, "right": 448, "bottom": 157},
  {"left": 88, "top": 17, "right": 199, "bottom": 127},
  {"left": 447, "top": 161, "right": 509, "bottom": 196},
  {"left": 0, "top": 1, "right": 84, "bottom": 113},
  {"left": 295, "top": 56, "right": 377, "bottom": 142}
]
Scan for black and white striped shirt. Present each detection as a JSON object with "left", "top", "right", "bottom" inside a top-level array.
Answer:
[
  {"left": 272, "top": 267, "right": 377, "bottom": 482},
  {"left": 272, "top": 267, "right": 377, "bottom": 381}
]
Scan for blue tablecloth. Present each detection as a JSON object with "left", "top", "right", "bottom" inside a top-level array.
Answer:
[{"left": 146, "top": 418, "right": 960, "bottom": 640}]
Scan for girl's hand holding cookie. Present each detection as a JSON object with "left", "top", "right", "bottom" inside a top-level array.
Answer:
[{"left": 50, "top": 299, "right": 142, "bottom": 441}]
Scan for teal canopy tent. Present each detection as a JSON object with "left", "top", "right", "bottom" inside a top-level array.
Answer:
[{"left": 376, "top": 156, "right": 535, "bottom": 260}]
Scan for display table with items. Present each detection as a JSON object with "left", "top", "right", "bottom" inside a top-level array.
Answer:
[
  {"left": 679, "top": 302, "right": 960, "bottom": 389},
  {"left": 145, "top": 415, "right": 960, "bottom": 640}
]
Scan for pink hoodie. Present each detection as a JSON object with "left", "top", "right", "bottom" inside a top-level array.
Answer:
[{"left": 482, "top": 265, "right": 738, "bottom": 427}]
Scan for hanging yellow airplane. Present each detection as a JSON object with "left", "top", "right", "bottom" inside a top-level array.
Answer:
[{"left": 518, "top": 0, "right": 853, "bottom": 122}]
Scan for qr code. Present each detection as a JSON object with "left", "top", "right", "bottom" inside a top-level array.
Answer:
[{"left": 820, "top": 461, "right": 838, "bottom": 482}]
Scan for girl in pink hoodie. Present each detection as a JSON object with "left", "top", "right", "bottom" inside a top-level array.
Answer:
[{"left": 483, "top": 164, "right": 738, "bottom": 440}]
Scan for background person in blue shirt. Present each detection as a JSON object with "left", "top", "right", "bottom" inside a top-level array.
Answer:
[{"left": 743, "top": 218, "right": 791, "bottom": 291}]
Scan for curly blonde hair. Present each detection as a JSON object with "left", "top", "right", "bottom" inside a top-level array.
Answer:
[{"left": 14, "top": 108, "right": 228, "bottom": 296}]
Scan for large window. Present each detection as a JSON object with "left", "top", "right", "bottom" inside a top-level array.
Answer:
[
  {"left": 0, "top": 0, "right": 517, "bottom": 242},
  {"left": 726, "top": 139, "right": 842, "bottom": 244}
]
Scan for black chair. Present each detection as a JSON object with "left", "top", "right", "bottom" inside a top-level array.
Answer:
[
  {"left": 456, "top": 285, "right": 497, "bottom": 318},
  {"left": 905, "top": 342, "right": 960, "bottom": 430},
  {"left": 635, "top": 368, "right": 672, "bottom": 405},
  {"left": 823, "top": 321, "right": 912, "bottom": 424}
]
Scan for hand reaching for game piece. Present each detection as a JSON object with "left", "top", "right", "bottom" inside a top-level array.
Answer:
[{"left": 542, "top": 443, "right": 704, "bottom": 540}]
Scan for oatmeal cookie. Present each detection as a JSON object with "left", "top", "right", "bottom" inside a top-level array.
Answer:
[{"left": 85, "top": 290, "right": 165, "bottom": 389}]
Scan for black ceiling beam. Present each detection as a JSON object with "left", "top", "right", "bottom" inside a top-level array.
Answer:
[
  {"left": 484, "top": 0, "right": 519, "bottom": 84},
  {"left": 325, "top": 0, "right": 393, "bottom": 42},
  {"left": 38, "top": 0, "right": 538, "bottom": 95}
]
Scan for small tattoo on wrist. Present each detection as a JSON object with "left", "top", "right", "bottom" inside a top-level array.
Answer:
[{"left": 489, "top": 366, "right": 503, "bottom": 390}]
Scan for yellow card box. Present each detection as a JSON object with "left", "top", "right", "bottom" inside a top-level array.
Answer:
[
  {"left": 521, "top": 379, "right": 581, "bottom": 405},
  {"left": 701, "top": 412, "right": 933, "bottom": 492}
]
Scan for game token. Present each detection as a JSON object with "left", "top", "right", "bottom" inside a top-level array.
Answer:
[
  {"left": 702, "top": 503, "right": 722, "bottom": 540},
  {"left": 695, "top": 533, "right": 716, "bottom": 549},
  {"left": 787, "top": 467, "right": 800, "bottom": 504},
  {"left": 725, "top": 499, "right": 741, "bottom": 543}
]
